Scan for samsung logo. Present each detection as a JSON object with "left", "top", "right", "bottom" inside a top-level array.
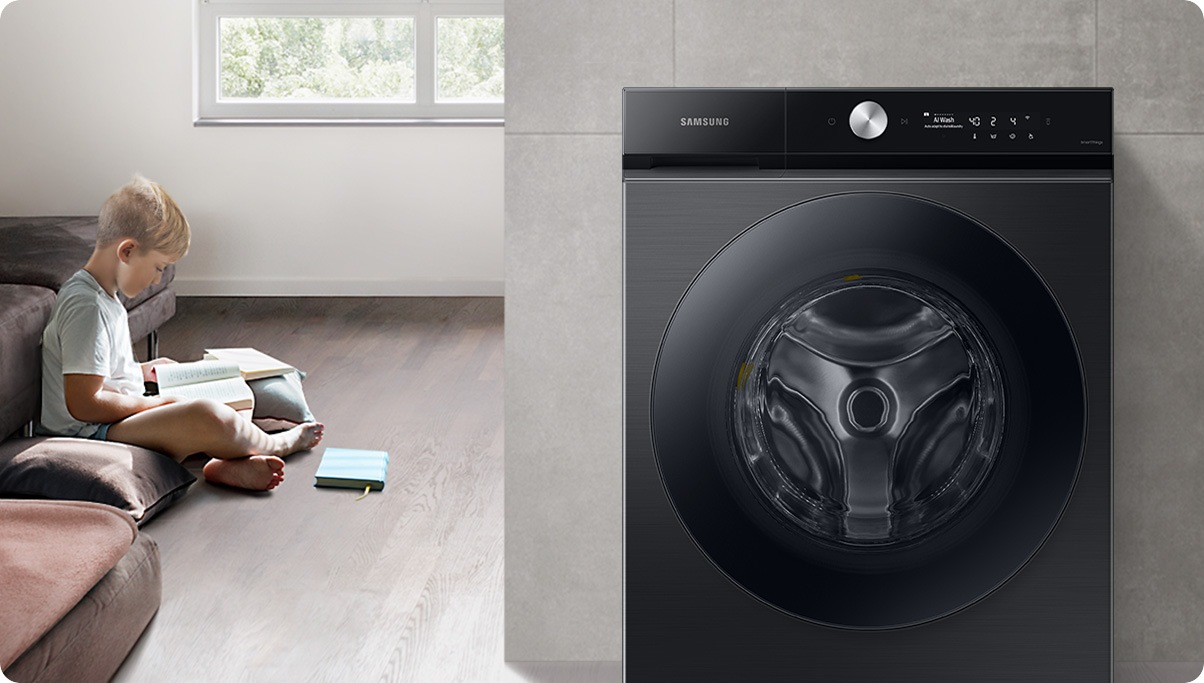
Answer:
[{"left": 680, "top": 117, "right": 730, "bottom": 127}]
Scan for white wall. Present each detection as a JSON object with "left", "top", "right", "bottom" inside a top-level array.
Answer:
[{"left": 0, "top": 0, "right": 502, "bottom": 296}]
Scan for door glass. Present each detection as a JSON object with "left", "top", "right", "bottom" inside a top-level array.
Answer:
[{"left": 732, "top": 273, "right": 1005, "bottom": 548}]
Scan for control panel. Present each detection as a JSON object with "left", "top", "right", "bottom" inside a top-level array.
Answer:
[
  {"left": 621, "top": 88, "right": 1113, "bottom": 169},
  {"left": 787, "top": 89, "right": 1111, "bottom": 154}
]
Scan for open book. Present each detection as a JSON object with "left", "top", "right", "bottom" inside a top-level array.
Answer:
[
  {"left": 155, "top": 361, "right": 254, "bottom": 411},
  {"left": 202, "top": 348, "right": 295, "bottom": 382}
]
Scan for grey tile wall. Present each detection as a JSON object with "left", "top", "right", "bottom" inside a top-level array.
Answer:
[
  {"left": 1114, "top": 134, "right": 1204, "bottom": 662},
  {"left": 1100, "top": 0, "right": 1204, "bottom": 132},
  {"left": 505, "top": 3, "right": 674, "bottom": 133},
  {"left": 1116, "top": 662, "right": 1204, "bottom": 682},
  {"left": 505, "top": 134, "right": 624, "bottom": 660},
  {"left": 507, "top": 0, "right": 1204, "bottom": 663},
  {"left": 675, "top": 0, "right": 1096, "bottom": 87}
]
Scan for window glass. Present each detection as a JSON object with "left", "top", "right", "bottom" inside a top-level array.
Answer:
[
  {"left": 198, "top": 3, "right": 504, "bottom": 122},
  {"left": 435, "top": 16, "right": 504, "bottom": 103},
  {"left": 219, "top": 17, "right": 416, "bottom": 101}
]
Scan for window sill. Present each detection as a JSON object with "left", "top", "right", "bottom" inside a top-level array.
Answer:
[{"left": 192, "top": 117, "right": 504, "bottom": 127}]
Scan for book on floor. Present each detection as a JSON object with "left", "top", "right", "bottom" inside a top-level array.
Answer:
[
  {"left": 314, "top": 448, "right": 389, "bottom": 491},
  {"left": 155, "top": 360, "right": 255, "bottom": 411},
  {"left": 202, "top": 347, "right": 296, "bottom": 382}
]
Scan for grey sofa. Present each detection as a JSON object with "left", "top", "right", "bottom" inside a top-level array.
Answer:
[
  {"left": 0, "top": 216, "right": 176, "bottom": 682},
  {"left": 0, "top": 216, "right": 176, "bottom": 442}
]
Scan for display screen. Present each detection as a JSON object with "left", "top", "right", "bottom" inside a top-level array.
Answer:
[{"left": 922, "top": 112, "right": 1043, "bottom": 131}]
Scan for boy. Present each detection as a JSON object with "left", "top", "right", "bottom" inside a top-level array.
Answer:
[{"left": 40, "top": 174, "right": 323, "bottom": 491}]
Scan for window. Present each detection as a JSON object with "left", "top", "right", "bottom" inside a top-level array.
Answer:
[{"left": 195, "top": 1, "right": 503, "bottom": 124}]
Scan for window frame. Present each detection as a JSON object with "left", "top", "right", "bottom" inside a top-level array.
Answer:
[{"left": 194, "top": 0, "right": 504, "bottom": 125}]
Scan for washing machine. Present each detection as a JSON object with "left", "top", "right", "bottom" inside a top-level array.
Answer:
[{"left": 623, "top": 88, "right": 1112, "bottom": 681}]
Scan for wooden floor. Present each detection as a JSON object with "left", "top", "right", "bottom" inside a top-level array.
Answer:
[
  {"left": 511, "top": 662, "right": 1200, "bottom": 681},
  {"left": 113, "top": 297, "right": 518, "bottom": 683},
  {"left": 103, "top": 298, "right": 1202, "bottom": 682}
]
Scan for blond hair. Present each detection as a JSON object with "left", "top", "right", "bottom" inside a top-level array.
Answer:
[{"left": 97, "top": 174, "right": 190, "bottom": 260}]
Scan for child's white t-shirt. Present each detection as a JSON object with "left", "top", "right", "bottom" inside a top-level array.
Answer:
[{"left": 40, "top": 269, "right": 144, "bottom": 437}]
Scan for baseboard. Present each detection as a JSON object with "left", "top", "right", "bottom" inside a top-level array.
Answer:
[{"left": 173, "top": 278, "right": 504, "bottom": 297}]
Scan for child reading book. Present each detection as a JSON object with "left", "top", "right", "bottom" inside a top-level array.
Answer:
[{"left": 38, "top": 175, "right": 323, "bottom": 491}]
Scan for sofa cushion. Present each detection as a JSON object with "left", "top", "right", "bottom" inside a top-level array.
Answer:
[
  {"left": 0, "top": 216, "right": 176, "bottom": 306},
  {"left": 0, "top": 215, "right": 99, "bottom": 244},
  {"left": 0, "top": 437, "right": 196, "bottom": 526},
  {"left": 0, "top": 220, "right": 92, "bottom": 290},
  {"left": 5, "top": 531, "right": 161, "bottom": 683},
  {"left": 128, "top": 287, "right": 177, "bottom": 346},
  {"left": 0, "top": 285, "right": 56, "bottom": 441},
  {"left": 250, "top": 371, "right": 317, "bottom": 432},
  {"left": 0, "top": 499, "right": 137, "bottom": 670}
]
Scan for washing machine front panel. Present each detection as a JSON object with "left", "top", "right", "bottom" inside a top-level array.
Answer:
[
  {"left": 625, "top": 88, "right": 1111, "bottom": 681},
  {"left": 647, "top": 189, "right": 1087, "bottom": 630}
]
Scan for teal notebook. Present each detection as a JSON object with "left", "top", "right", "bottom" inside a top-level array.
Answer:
[{"left": 314, "top": 448, "right": 389, "bottom": 491}]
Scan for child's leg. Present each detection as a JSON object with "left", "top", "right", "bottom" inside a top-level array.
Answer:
[{"left": 106, "top": 399, "right": 323, "bottom": 490}]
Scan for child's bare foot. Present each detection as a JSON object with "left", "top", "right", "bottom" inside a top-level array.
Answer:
[
  {"left": 273, "top": 422, "right": 324, "bottom": 456},
  {"left": 203, "top": 455, "right": 286, "bottom": 491}
]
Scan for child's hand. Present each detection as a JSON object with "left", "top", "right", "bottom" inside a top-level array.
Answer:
[
  {"left": 137, "top": 394, "right": 183, "bottom": 414},
  {"left": 141, "top": 357, "right": 178, "bottom": 383}
]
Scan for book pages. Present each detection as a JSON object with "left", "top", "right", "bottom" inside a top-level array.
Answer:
[
  {"left": 160, "top": 376, "right": 254, "bottom": 410},
  {"left": 156, "top": 360, "right": 242, "bottom": 389}
]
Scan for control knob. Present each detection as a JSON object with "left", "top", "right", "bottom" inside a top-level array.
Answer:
[{"left": 849, "top": 101, "right": 888, "bottom": 140}]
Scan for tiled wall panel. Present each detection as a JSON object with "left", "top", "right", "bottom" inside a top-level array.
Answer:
[
  {"left": 676, "top": 0, "right": 1095, "bottom": 87},
  {"left": 505, "top": 3, "right": 674, "bottom": 134},
  {"left": 1099, "top": 0, "right": 1204, "bottom": 133},
  {"left": 1114, "top": 134, "right": 1204, "bottom": 661},
  {"left": 505, "top": 134, "right": 624, "bottom": 660},
  {"left": 507, "top": 0, "right": 1204, "bottom": 661}
]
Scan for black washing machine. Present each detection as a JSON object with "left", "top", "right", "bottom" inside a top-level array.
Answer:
[{"left": 623, "top": 88, "right": 1112, "bottom": 681}]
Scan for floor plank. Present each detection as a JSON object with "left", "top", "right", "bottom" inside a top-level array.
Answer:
[
  {"left": 112, "top": 299, "right": 1200, "bottom": 682},
  {"left": 115, "top": 297, "right": 506, "bottom": 683}
]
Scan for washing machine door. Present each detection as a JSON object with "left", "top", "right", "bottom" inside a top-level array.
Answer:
[{"left": 651, "top": 191, "right": 1086, "bottom": 630}]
